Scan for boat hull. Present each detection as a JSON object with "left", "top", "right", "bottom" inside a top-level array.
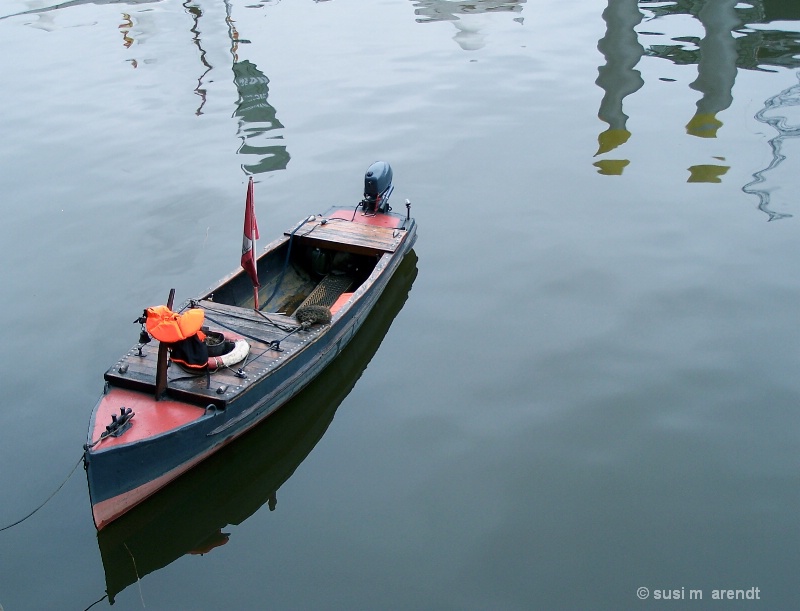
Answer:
[
  {"left": 96, "top": 249, "right": 418, "bottom": 602},
  {"left": 85, "top": 209, "right": 416, "bottom": 529}
]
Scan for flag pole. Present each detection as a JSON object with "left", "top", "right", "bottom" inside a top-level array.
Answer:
[
  {"left": 241, "top": 176, "right": 260, "bottom": 311},
  {"left": 251, "top": 176, "right": 259, "bottom": 311}
]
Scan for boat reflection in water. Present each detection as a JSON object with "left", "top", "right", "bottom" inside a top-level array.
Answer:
[{"left": 96, "top": 251, "right": 418, "bottom": 604}]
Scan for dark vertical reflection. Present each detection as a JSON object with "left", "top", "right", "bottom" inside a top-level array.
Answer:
[
  {"left": 685, "top": 0, "right": 740, "bottom": 139},
  {"left": 225, "top": 0, "right": 289, "bottom": 175},
  {"left": 1, "top": 0, "right": 291, "bottom": 177},
  {"left": 184, "top": 1, "right": 212, "bottom": 116},
  {"left": 742, "top": 71, "right": 800, "bottom": 221},
  {"left": 593, "top": 0, "right": 644, "bottom": 175},
  {"left": 642, "top": 1, "right": 800, "bottom": 73},
  {"left": 761, "top": 0, "right": 800, "bottom": 23}
]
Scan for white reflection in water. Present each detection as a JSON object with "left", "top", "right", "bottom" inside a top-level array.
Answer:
[{"left": 411, "top": 0, "right": 525, "bottom": 50}]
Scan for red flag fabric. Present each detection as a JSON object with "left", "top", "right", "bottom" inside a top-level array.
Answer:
[{"left": 241, "top": 177, "right": 260, "bottom": 291}]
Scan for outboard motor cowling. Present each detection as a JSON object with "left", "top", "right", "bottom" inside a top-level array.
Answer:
[{"left": 361, "top": 161, "right": 394, "bottom": 213}]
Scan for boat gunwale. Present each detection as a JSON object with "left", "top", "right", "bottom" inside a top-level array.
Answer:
[
  {"left": 85, "top": 206, "right": 417, "bottom": 528},
  {"left": 89, "top": 213, "right": 417, "bottom": 451}
]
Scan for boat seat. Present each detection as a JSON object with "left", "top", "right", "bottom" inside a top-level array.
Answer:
[{"left": 298, "top": 274, "right": 353, "bottom": 311}]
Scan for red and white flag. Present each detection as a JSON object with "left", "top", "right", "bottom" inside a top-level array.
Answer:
[{"left": 241, "top": 176, "right": 260, "bottom": 308}]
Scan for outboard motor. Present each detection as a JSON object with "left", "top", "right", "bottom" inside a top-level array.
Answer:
[{"left": 361, "top": 161, "right": 394, "bottom": 214}]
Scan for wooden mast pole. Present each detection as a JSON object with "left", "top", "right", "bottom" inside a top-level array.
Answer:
[{"left": 154, "top": 288, "right": 175, "bottom": 401}]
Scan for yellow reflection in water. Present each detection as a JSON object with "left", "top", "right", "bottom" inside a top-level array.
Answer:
[
  {"left": 687, "top": 164, "right": 730, "bottom": 183},
  {"left": 119, "top": 14, "right": 134, "bottom": 49},
  {"left": 596, "top": 128, "right": 632, "bottom": 156},
  {"left": 593, "top": 159, "right": 630, "bottom": 176},
  {"left": 594, "top": 0, "right": 744, "bottom": 181},
  {"left": 685, "top": 113, "right": 723, "bottom": 139}
]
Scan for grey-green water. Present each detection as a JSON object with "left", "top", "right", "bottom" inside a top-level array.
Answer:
[{"left": 1, "top": 1, "right": 800, "bottom": 609}]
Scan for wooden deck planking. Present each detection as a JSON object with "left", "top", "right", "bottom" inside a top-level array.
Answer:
[
  {"left": 104, "top": 213, "right": 400, "bottom": 403},
  {"left": 104, "top": 300, "right": 324, "bottom": 406},
  {"left": 197, "top": 300, "right": 300, "bottom": 337},
  {"left": 290, "top": 217, "right": 405, "bottom": 255}
]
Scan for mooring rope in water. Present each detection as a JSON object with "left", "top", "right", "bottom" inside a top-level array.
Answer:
[
  {"left": 82, "top": 593, "right": 108, "bottom": 611},
  {"left": 0, "top": 454, "right": 84, "bottom": 532},
  {"left": 124, "top": 541, "right": 146, "bottom": 608}
]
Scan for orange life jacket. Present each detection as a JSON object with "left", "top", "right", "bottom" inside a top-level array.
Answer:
[{"left": 145, "top": 306, "right": 205, "bottom": 344}]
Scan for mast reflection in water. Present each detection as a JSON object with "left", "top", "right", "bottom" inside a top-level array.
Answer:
[
  {"left": 743, "top": 72, "right": 800, "bottom": 221},
  {"left": 96, "top": 252, "right": 418, "bottom": 605},
  {"left": 593, "top": 0, "right": 800, "bottom": 194},
  {"left": 226, "top": 0, "right": 289, "bottom": 175}
]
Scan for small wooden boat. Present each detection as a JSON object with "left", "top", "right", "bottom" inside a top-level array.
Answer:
[
  {"left": 95, "top": 251, "right": 417, "bottom": 603},
  {"left": 84, "top": 161, "right": 417, "bottom": 530}
]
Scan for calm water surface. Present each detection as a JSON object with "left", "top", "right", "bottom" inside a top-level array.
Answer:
[{"left": 1, "top": 1, "right": 800, "bottom": 609}]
